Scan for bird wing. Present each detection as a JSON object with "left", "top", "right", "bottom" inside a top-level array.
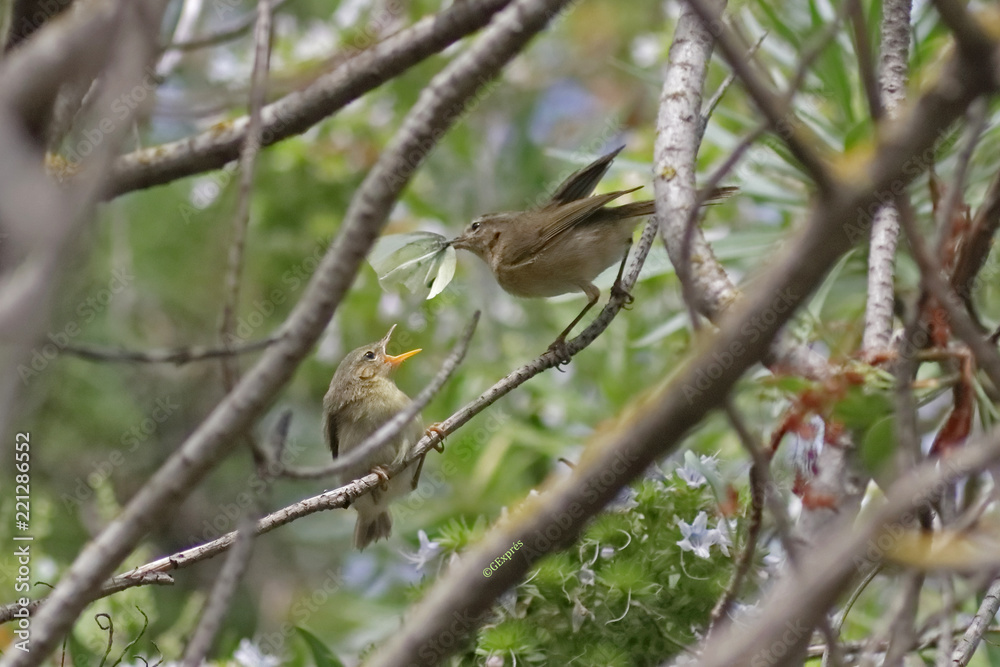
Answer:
[
  {"left": 508, "top": 188, "right": 641, "bottom": 266},
  {"left": 548, "top": 146, "right": 623, "bottom": 205},
  {"left": 325, "top": 411, "right": 339, "bottom": 458}
]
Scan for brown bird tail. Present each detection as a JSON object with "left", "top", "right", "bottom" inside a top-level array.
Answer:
[
  {"left": 609, "top": 199, "right": 655, "bottom": 219},
  {"left": 608, "top": 186, "right": 737, "bottom": 219},
  {"left": 355, "top": 511, "right": 392, "bottom": 550}
]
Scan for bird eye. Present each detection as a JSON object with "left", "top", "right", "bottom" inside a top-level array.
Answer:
[
  {"left": 363, "top": 351, "right": 376, "bottom": 360},
  {"left": 470, "top": 221, "right": 481, "bottom": 232}
]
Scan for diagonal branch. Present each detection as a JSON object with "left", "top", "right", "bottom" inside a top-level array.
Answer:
[
  {"left": 701, "top": 422, "right": 1000, "bottom": 666},
  {"left": 104, "top": 0, "right": 512, "bottom": 199}
]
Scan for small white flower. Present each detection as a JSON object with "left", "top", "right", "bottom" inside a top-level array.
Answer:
[
  {"left": 675, "top": 463, "right": 706, "bottom": 489},
  {"left": 676, "top": 511, "right": 728, "bottom": 559},
  {"left": 402, "top": 530, "right": 443, "bottom": 572},
  {"left": 233, "top": 639, "right": 280, "bottom": 667}
]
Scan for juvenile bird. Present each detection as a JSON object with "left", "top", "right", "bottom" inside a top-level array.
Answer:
[
  {"left": 450, "top": 146, "right": 732, "bottom": 349},
  {"left": 323, "top": 325, "right": 424, "bottom": 549}
]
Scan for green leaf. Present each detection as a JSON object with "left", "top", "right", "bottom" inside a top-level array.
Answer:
[
  {"left": 367, "top": 231, "right": 456, "bottom": 299},
  {"left": 832, "top": 385, "right": 894, "bottom": 433},
  {"left": 295, "top": 627, "right": 345, "bottom": 667},
  {"left": 860, "top": 416, "right": 896, "bottom": 476}
]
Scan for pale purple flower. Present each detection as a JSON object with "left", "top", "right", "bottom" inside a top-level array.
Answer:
[
  {"left": 402, "top": 530, "right": 443, "bottom": 572},
  {"left": 676, "top": 511, "right": 729, "bottom": 559}
]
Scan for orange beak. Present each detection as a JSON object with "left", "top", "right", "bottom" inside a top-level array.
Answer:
[
  {"left": 384, "top": 347, "right": 421, "bottom": 367},
  {"left": 378, "top": 324, "right": 421, "bottom": 367}
]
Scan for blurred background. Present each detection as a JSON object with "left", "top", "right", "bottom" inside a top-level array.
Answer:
[{"left": 4, "top": 0, "right": 1000, "bottom": 664}]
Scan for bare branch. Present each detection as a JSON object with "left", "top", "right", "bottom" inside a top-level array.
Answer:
[
  {"left": 882, "top": 572, "right": 925, "bottom": 667},
  {"left": 848, "top": 0, "right": 884, "bottom": 121},
  {"left": 59, "top": 335, "right": 282, "bottom": 364},
  {"left": 0, "top": 573, "right": 173, "bottom": 624},
  {"left": 862, "top": 0, "right": 912, "bottom": 352},
  {"left": 182, "top": 5, "right": 275, "bottom": 661},
  {"left": 166, "top": 0, "right": 293, "bottom": 51},
  {"left": 105, "top": 0, "right": 513, "bottom": 198},
  {"left": 655, "top": 0, "right": 738, "bottom": 325},
  {"left": 218, "top": 0, "right": 273, "bottom": 390},
  {"left": 181, "top": 400, "right": 290, "bottom": 666},
  {"left": 952, "top": 577, "right": 1000, "bottom": 665}
]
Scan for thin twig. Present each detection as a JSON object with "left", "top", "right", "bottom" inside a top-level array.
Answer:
[
  {"left": 848, "top": 0, "right": 884, "bottom": 121},
  {"left": 952, "top": 576, "right": 1000, "bottom": 665},
  {"left": 951, "top": 167, "right": 1000, "bottom": 321},
  {"left": 0, "top": 574, "right": 173, "bottom": 624},
  {"left": 218, "top": 0, "right": 273, "bottom": 391},
  {"left": 166, "top": 0, "right": 293, "bottom": 51},
  {"left": 882, "top": 571, "right": 925, "bottom": 667},
  {"left": 60, "top": 335, "right": 281, "bottom": 364},
  {"left": 681, "top": 0, "right": 833, "bottom": 190},
  {"left": 679, "top": 121, "right": 765, "bottom": 329},
  {"left": 699, "top": 32, "right": 767, "bottom": 137},
  {"left": 933, "top": 98, "right": 987, "bottom": 260},
  {"left": 180, "top": 405, "right": 288, "bottom": 666},
  {"left": 706, "top": 402, "right": 768, "bottom": 637},
  {"left": 898, "top": 198, "right": 1000, "bottom": 393},
  {"left": 936, "top": 576, "right": 956, "bottom": 667}
]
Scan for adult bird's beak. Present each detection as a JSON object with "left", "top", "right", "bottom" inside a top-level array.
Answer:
[{"left": 379, "top": 324, "right": 421, "bottom": 367}]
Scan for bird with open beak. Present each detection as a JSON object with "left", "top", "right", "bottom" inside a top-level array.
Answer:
[{"left": 322, "top": 325, "right": 425, "bottom": 549}]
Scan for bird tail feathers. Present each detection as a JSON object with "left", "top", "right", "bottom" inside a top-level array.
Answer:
[{"left": 354, "top": 511, "right": 392, "bottom": 550}]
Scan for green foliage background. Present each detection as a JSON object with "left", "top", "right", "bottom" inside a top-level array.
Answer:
[{"left": 5, "top": 0, "right": 1000, "bottom": 664}]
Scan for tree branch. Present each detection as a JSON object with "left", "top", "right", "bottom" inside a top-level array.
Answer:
[
  {"left": 59, "top": 335, "right": 282, "bottom": 364},
  {"left": 104, "top": 0, "right": 512, "bottom": 199},
  {"left": 952, "top": 577, "right": 1000, "bottom": 666},
  {"left": 701, "top": 421, "right": 1000, "bottom": 666},
  {"left": 862, "top": 0, "right": 912, "bottom": 352}
]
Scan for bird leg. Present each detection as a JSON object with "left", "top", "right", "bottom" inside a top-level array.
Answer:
[
  {"left": 410, "top": 423, "right": 447, "bottom": 489},
  {"left": 371, "top": 465, "right": 392, "bottom": 499},
  {"left": 425, "top": 422, "right": 446, "bottom": 452},
  {"left": 547, "top": 283, "right": 600, "bottom": 363},
  {"left": 610, "top": 241, "right": 634, "bottom": 308}
]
